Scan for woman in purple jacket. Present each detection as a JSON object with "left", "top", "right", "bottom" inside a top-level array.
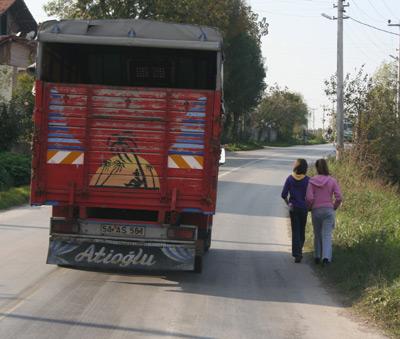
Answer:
[
  {"left": 281, "top": 159, "right": 309, "bottom": 263},
  {"left": 306, "top": 159, "right": 342, "bottom": 265}
]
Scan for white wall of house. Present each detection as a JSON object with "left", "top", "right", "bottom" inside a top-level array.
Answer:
[{"left": 0, "top": 64, "right": 13, "bottom": 102}]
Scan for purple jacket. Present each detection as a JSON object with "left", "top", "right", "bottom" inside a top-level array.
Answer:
[
  {"left": 306, "top": 175, "right": 342, "bottom": 210},
  {"left": 281, "top": 175, "right": 309, "bottom": 210}
]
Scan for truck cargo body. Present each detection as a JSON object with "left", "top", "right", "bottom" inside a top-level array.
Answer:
[{"left": 31, "top": 20, "right": 223, "bottom": 272}]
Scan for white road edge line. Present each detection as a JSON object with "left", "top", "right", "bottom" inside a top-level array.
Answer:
[{"left": 218, "top": 157, "right": 269, "bottom": 178}]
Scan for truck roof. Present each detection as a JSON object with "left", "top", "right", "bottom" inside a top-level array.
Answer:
[{"left": 38, "top": 19, "right": 222, "bottom": 51}]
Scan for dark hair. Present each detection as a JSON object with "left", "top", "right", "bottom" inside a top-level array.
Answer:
[
  {"left": 315, "top": 158, "right": 330, "bottom": 175},
  {"left": 294, "top": 158, "right": 308, "bottom": 175}
]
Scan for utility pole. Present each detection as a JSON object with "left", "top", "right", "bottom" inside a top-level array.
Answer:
[
  {"left": 388, "top": 20, "right": 400, "bottom": 116},
  {"left": 334, "top": 0, "right": 349, "bottom": 160}
]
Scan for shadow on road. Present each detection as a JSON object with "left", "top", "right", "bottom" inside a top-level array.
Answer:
[
  {"left": 0, "top": 313, "right": 211, "bottom": 339},
  {"left": 96, "top": 248, "right": 337, "bottom": 308}
]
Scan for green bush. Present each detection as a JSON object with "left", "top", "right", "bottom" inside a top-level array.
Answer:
[
  {"left": 0, "top": 152, "right": 31, "bottom": 191},
  {"left": 0, "top": 103, "right": 19, "bottom": 151}
]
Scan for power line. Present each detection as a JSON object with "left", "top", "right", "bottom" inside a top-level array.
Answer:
[
  {"left": 351, "top": 0, "right": 383, "bottom": 23},
  {"left": 366, "top": 0, "right": 388, "bottom": 21},
  {"left": 381, "top": 0, "right": 395, "bottom": 18},
  {"left": 349, "top": 17, "right": 400, "bottom": 36}
]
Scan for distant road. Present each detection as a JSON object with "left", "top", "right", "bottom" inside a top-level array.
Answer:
[{"left": 0, "top": 144, "right": 385, "bottom": 339}]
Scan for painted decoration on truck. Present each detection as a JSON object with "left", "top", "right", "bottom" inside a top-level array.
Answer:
[
  {"left": 90, "top": 132, "right": 160, "bottom": 189},
  {"left": 47, "top": 150, "right": 84, "bottom": 165},
  {"left": 46, "top": 87, "right": 85, "bottom": 165},
  {"left": 168, "top": 96, "right": 207, "bottom": 170}
]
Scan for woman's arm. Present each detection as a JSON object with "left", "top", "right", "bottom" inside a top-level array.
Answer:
[
  {"left": 305, "top": 182, "right": 314, "bottom": 209},
  {"left": 281, "top": 177, "right": 290, "bottom": 204},
  {"left": 333, "top": 179, "right": 343, "bottom": 209}
]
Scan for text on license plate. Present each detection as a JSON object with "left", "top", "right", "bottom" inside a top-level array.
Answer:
[{"left": 100, "top": 224, "right": 145, "bottom": 237}]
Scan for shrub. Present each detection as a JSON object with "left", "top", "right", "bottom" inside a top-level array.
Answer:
[{"left": 0, "top": 152, "right": 31, "bottom": 191}]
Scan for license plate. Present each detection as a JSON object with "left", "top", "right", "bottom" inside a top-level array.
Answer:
[{"left": 100, "top": 224, "right": 145, "bottom": 237}]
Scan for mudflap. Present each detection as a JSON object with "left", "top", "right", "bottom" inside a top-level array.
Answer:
[{"left": 47, "top": 236, "right": 195, "bottom": 271}]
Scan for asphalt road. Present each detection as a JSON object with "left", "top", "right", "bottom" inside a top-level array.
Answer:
[{"left": 0, "top": 144, "right": 386, "bottom": 339}]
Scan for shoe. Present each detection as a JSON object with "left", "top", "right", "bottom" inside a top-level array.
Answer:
[
  {"left": 294, "top": 256, "right": 302, "bottom": 263},
  {"left": 314, "top": 258, "right": 320, "bottom": 264},
  {"left": 322, "top": 258, "right": 330, "bottom": 265}
]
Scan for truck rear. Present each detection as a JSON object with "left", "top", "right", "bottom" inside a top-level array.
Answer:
[{"left": 31, "top": 19, "right": 223, "bottom": 272}]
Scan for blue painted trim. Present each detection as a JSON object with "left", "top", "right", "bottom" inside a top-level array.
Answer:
[
  {"left": 48, "top": 117, "right": 67, "bottom": 121},
  {"left": 176, "top": 139, "right": 204, "bottom": 145},
  {"left": 186, "top": 112, "right": 206, "bottom": 117},
  {"left": 48, "top": 138, "right": 81, "bottom": 144},
  {"left": 182, "top": 119, "right": 205, "bottom": 124},
  {"left": 188, "top": 107, "right": 206, "bottom": 112},
  {"left": 49, "top": 105, "right": 65, "bottom": 111},
  {"left": 181, "top": 128, "right": 205, "bottom": 133},
  {"left": 50, "top": 94, "right": 62, "bottom": 98},
  {"left": 48, "top": 127, "right": 69, "bottom": 132},
  {"left": 48, "top": 133, "right": 75, "bottom": 138},
  {"left": 168, "top": 151, "right": 204, "bottom": 156},
  {"left": 180, "top": 133, "right": 205, "bottom": 138},
  {"left": 44, "top": 200, "right": 60, "bottom": 206},
  {"left": 171, "top": 143, "right": 204, "bottom": 149},
  {"left": 48, "top": 145, "right": 84, "bottom": 150},
  {"left": 182, "top": 208, "right": 203, "bottom": 213}
]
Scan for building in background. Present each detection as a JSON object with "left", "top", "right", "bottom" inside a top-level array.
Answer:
[{"left": 0, "top": 0, "right": 36, "bottom": 102}]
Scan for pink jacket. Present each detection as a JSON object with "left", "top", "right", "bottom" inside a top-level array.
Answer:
[{"left": 306, "top": 175, "right": 342, "bottom": 210}]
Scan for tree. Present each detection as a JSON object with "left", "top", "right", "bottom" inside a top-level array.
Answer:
[
  {"left": 255, "top": 86, "right": 308, "bottom": 141},
  {"left": 324, "top": 62, "right": 400, "bottom": 182},
  {"left": 44, "top": 0, "right": 268, "bottom": 141}
]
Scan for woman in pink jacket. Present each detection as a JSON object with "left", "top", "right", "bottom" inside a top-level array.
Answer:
[{"left": 306, "top": 159, "right": 342, "bottom": 265}]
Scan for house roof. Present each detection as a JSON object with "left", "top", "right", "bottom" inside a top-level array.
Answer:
[
  {"left": 38, "top": 19, "right": 222, "bottom": 51},
  {"left": 0, "top": 34, "right": 36, "bottom": 48},
  {"left": 0, "top": 0, "right": 37, "bottom": 33},
  {"left": 0, "top": 0, "right": 14, "bottom": 14}
]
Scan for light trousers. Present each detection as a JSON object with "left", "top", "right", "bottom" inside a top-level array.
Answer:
[{"left": 311, "top": 207, "right": 335, "bottom": 261}]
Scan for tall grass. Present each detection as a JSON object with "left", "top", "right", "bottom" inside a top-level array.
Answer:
[
  {"left": 0, "top": 186, "right": 30, "bottom": 210},
  {"left": 307, "top": 155, "right": 400, "bottom": 336}
]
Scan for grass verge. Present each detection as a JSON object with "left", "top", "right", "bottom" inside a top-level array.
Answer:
[
  {"left": 0, "top": 186, "right": 30, "bottom": 210},
  {"left": 225, "top": 141, "right": 264, "bottom": 152},
  {"left": 306, "top": 157, "right": 400, "bottom": 337},
  {"left": 225, "top": 138, "right": 327, "bottom": 151}
]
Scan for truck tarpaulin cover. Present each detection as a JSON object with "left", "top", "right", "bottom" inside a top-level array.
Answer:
[{"left": 38, "top": 19, "right": 222, "bottom": 51}]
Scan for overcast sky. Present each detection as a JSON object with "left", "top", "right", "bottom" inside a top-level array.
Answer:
[{"left": 25, "top": 0, "right": 400, "bottom": 128}]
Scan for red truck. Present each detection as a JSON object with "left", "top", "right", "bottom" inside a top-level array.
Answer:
[{"left": 31, "top": 19, "right": 223, "bottom": 272}]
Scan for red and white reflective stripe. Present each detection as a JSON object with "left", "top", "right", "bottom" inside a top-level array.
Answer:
[{"left": 47, "top": 150, "right": 84, "bottom": 165}]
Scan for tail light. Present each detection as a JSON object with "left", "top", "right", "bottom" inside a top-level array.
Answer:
[
  {"left": 167, "top": 227, "right": 196, "bottom": 240},
  {"left": 51, "top": 217, "right": 78, "bottom": 234}
]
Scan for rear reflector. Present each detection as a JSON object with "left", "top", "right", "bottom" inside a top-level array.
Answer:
[{"left": 167, "top": 227, "right": 196, "bottom": 240}]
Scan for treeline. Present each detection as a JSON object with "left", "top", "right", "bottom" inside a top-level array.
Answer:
[
  {"left": 44, "top": 0, "right": 268, "bottom": 142},
  {"left": 325, "top": 62, "right": 400, "bottom": 183}
]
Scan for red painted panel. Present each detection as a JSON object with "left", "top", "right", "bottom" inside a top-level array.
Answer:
[{"left": 31, "top": 82, "right": 221, "bottom": 214}]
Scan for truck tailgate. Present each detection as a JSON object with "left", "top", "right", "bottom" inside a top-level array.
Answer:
[{"left": 31, "top": 82, "right": 218, "bottom": 212}]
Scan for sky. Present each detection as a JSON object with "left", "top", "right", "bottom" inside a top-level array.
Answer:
[{"left": 25, "top": 0, "right": 400, "bottom": 128}]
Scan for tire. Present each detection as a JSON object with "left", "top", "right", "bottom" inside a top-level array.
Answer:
[
  {"left": 194, "top": 255, "right": 203, "bottom": 273},
  {"left": 204, "top": 230, "right": 212, "bottom": 252}
]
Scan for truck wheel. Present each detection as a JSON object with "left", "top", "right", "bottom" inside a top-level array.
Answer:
[
  {"left": 204, "top": 230, "right": 212, "bottom": 252},
  {"left": 194, "top": 255, "right": 203, "bottom": 273}
]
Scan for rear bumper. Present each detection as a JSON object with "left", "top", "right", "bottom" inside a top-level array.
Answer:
[{"left": 47, "top": 235, "right": 195, "bottom": 271}]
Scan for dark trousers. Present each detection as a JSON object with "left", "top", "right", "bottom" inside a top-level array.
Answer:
[{"left": 289, "top": 207, "right": 308, "bottom": 257}]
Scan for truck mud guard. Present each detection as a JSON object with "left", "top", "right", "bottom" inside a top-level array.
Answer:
[{"left": 47, "top": 236, "right": 195, "bottom": 271}]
